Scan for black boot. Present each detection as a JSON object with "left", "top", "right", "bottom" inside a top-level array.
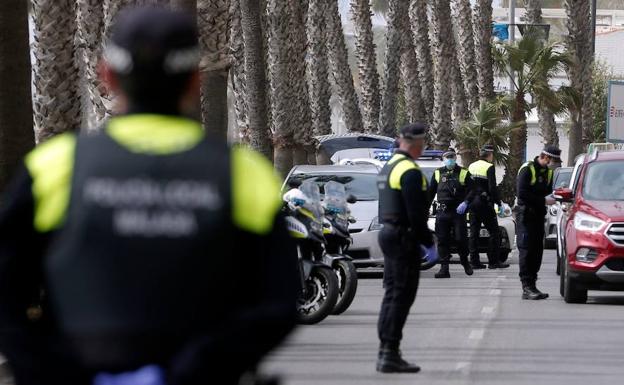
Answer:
[
  {"left": 488, "top": 262, "right": 510, "bottom": 269},
  {"left": 461, "top": 262, "right": 474, "bottom": 276},
  {"left": 376, "top": 343, "right": 421, "bottom": 373},
  {"left": 435, "top": 264, "right": 450, "bottom": 278},
  {"left": 522, "top": 283, "right": 549, "bottom": 300},
  {"left": 471, "top": 258, "right": 487, "bottom": 269}
]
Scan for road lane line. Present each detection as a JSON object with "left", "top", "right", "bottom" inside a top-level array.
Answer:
[
  {"left": 456, "top": 362, "right": 471, "bottom": 371},
  {"left": 469, "top": 329, "right": 485, "bottom": 340},
  {"left": 489, "top": 289, "right": 502, "bottom": 295},
  {"left": 481, "top": 306, "right": 494, "bottom": 314}
]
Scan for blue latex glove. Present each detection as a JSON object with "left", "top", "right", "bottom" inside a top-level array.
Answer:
[
  {"left": 424, "top": 245, "right": 439, "bottom": 264},
  {"left": 93, "top": 365, "right": 166, "bottom": 385},
  {"left": 456, "top": 201, "right": 469, "bottom": 215}
]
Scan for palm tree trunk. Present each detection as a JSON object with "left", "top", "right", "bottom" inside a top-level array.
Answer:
[
  {"left": 288, "top": 0, "right": 315, "bottom": 165},
  {"left": 473, "top": 0, "right": 495, "bottom": 103},
  {"left": 351, "top": 0, "right": 380, "bottom": 133},
  {"left": 431, "top": 0, "right": 454, "bottom": 149},
  {"left": 451, "top": 40, "right": 469, "bottom": 126},
  {"left": 198, "top": 0, "right": 231, "bottom": 137},
  {"left": 32, "top": 0, "right": 82, "bottom": 142},
  {"left": 379, "top": 0, "right": 409, "bottom": 137},
  {"left": 524, "top": 0, "right": 559, "bottom": 147},
  {"left": 240, "top": 0, "right": 272, "bottom": 159},
  {"left": 565, "top": 0, "right": 592, "bottom": 163},
  {"left": 327, "top": 0, "right": 364, "bottom": 132},
  {"left": 307, "top": 0, "right": 333, "bottom": 136},
  {"left": 230, "top": 0, "right": 249, "bottom": 144},
  {"left": 409, "top": 0, "right": 434, "bottom": 123},
  {"left": 451, "top": 0, "right": 479, "bottom": 113},
  {"left": 77, "top": 0, "right": 106, "bottom": 130},
  {"left": 0, "top": 0, "right": 36, "bottom": 192},
  {"left": 267, "top": 0, "right": 295, "bottom": 175},
  {"left": 500, "top": 91, "right": 528, "bottom": 203},
  {"left": 400, "top": 41, "right": 426, "bottom": 124}
]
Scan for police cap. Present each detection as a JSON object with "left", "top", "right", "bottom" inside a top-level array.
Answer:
[
  {"left": 443, "top": 148, "right": 457, "bottom": 159},
  {"left": 541, "top": 145, "right": 561, "bottom": 160},
  {"left": 399, "top": 123, "right": 428, "bottom": 141},
  {"left": 104, "top": 7, "right": 199, "bottom": 77}
]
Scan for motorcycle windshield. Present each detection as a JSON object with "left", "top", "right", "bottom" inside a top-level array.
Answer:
[
  {"left": 300, "top": 180, "right": 323, "bottom": 221},
  {"left": 323, "top": 181, "right": 348, "bottom": 215}
]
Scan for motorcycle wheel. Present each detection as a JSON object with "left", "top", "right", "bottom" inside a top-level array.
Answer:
[
  {"left": 331, "top": 259, "right": 358, "bottom": 315},
  {"left": 297, "top": 266, "right": 339, "bottom": 325}
]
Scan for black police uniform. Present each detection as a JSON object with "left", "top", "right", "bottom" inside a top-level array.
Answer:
[
  {"left": 467, "top": 158, "right": 505, "bottom": 268},
  {"left": 429, "top": 165, "right": 477, "bottom": 276},
  {"left": 377, "top": 148, "right": 432, "bottom": 372},
  {"left": 0, "top": 8, "right": 298, "bottom": 385},
  {"left": 517, "top": 156, "right": 555, "bottom": 297}
]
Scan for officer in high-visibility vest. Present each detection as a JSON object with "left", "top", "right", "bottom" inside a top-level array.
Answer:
[
  {"left": 0, "top": 8, "right": 298, "bottom": 385},
  {"left": 467, "top": 145, "right": 510, "bottom": 269},
  {"left": 428, "top": 149, "right": 477, "bottom": 278},
  {"left": 376, "top": 123, "right": 437, "bottom": 374},
  {"left": 516, "top": 145, "right": 561, "bottom": 300}
]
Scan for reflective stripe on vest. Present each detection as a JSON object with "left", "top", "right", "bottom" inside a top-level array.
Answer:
[
  {"left": 468, "top": 159, "right": 492, "bottom": 180},
  {"left": 518, "top": 161, "right": 554, "bottom": 186},
  {"left": 387, "top": 154, "right": 427, "bottom": 191},
  {"left": 434, "top": 168, "right": 468, "bottom": 185}
]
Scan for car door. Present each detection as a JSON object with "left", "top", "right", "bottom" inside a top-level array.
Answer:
[{"left": 558, "top": 158, "right": 585, "bottom": 257}]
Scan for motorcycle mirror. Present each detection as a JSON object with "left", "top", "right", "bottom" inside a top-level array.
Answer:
[
  {"left": 348, "top": 216, "right": 357, "bottom": 224},
  {"left": 346, "top": 194, "right": 358, "bottom": 204}
]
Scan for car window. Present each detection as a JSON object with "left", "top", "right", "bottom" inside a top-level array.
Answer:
[
  {"left": 570, "top": 156, "right": 585, "bottom": 194},
  {"left": 553, "top": 169, "right": 573, "bottom": 190},
  {"left": 288, "top": 173, "right": 379, "bottom": 201},
  {"left": 582, "top": 160, "right": 624, "bottom": 200}
]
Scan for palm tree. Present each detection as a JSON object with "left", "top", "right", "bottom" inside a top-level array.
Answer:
[
  {"left": 288, "top": 0, "right": 316, "bottom": 165},
  {"left": 409, "top": 0, "right": 434, "bottom": 123},
  {"left": 379, "top": 0, "right": 409, "bottom": 136},
  {"left": 455, "top": 102, "right": 513, "bottom": 167},
  {"left": 240, "top": 0, "right": 272, "bottom": 159},
  {"left": 0, "top": 0, "right": 36, "bottom": 192},
  {"left": 32, "top": 0, "right": 82, "bottom": 142},
  {"left": 492, "top": 34, "right": 570, "bottom": 202},
  {"left": 564, "top": 0, "right": 594, "bottom": 165},
  {"left": 473, "top": 0, "right": 495, "bottom": 103},
  {"left": 197, "top": 0, "right": 231, "bottom": 137},
  {"left": 523, "top": 0, "right": 559, "bottom": 148},
  {"left": 451, "top": 0, "right": 479, "bottom": 113},
  {"left": 351, "top": 0, "right": 381, "bottom": 133},
  {"left": 430, "top": 0, "right": 454, "bottom": 149},
  {"left": 400, "top": 36, "right": 426, "bottom": 124},
  {"left": 308, "top": 0, "right": 333, "bottom": 136},
  {"left": 77, "top": 0, "right": 106, "bottom": 130},
  {"left": 267, "top": 0, "right": 295, "bottom": 175},
  {"left": 327, "top": 0, "right": 364, "bottom": 132},
  {"left": 229, "top": 0, "right": 249, "bottom": 143}
]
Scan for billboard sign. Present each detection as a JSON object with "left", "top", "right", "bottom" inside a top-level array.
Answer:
[{"left": 606, "top": 80, "right": 624, "bottom": 143}]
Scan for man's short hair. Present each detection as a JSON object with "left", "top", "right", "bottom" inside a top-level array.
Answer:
[{"left": 399, "top": 123, "right": 428, "bottom": 143}]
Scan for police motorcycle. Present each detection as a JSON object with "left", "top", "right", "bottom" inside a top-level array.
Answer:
[
  {"left": 283, "top": 180, "right": 339, "bottom": 325},
  {"left": 322, "top": 181, "right": 358, "bottom": 315}
]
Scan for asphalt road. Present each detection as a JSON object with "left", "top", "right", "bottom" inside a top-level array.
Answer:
[{"left": 262, "top": 250, "right": 624, "bottom": 385}]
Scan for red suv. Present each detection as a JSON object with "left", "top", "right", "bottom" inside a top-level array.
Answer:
[{"left": 555, "top": 149, "right": 624, "bottom": 303}]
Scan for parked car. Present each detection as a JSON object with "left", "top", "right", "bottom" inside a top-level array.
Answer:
[
  {"left": 544, "top": 167, "right": 573, "bottom": 249},
  {"left": 555, "top": 149, "right": 624, "bottom": 303}
]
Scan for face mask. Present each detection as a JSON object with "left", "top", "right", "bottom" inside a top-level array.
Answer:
[{"left": 444, "top": 158, "right": 456, "bottom": 169}]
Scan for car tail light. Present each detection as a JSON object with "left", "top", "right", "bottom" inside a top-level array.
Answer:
[{"left": 575, "top": 248, "right": 599, "bottom": 263}]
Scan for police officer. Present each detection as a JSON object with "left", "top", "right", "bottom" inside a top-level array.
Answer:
[
  {"left": 429, "top": 149, "right": 477, "bottom": 278},
  {"left": 467, "top": 145, "right": 510, "bottom": 269},
  {"left": 376, "top": 123, "right": 437, "bottom": 373},
  {"left": 517, "top": 145, "right": 561, "bottom": 300},
  {"left": 0, "top": 8, "right": 298, "bottom": 385}
]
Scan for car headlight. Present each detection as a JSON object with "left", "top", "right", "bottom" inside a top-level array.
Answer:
[
  {"left": 369, "top": 216, "right": 383, "bottom": 231},
  {"left": 549, "top": 205, "right": 558, "bottom": 216},
  {"left": 573, "top": 212, "right": 606, "bottom": 232}
]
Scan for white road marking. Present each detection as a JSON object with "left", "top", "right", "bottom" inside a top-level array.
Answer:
[
  {"left": 469, "top": 329, "right": 485, "bottom": 340},
  {"left": 489, "top": 289, "right": 502, "bottom": 296},
  {"left": 456, "top": 362, "right": 471, "bottom": 371},
  {"left": 481, "top": 306, "right": 495, "bottom": 314}
]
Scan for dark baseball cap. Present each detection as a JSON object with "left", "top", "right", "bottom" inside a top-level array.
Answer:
[
  {"left": 542, "top": 145, "right": 562, "bottom": 159},
  {"left": 399, "top": 123, "right": 428, "bottom": 140},
  {"left": 443, "top": 148, "right": 457, "bottom": 158},
  {"left": 104, "top": 7, "right": 199, "bottom": 77}
]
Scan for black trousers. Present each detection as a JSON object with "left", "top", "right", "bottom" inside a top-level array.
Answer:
[
  {"left": 377, "top": 226, "right": 420, "bottom": 345},
  {"left": 435, "top": 208, "right": 469, "bottom": 265},
  {"left": 516, "top": 206, "right": 546, "bottom": 285},
  {"left": 468, "top": 205, "right": 500, "bottom": 264}
]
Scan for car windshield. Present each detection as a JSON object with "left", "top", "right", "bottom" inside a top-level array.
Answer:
[
  {"left": 582, "top": 161, "right": 624, "bottom": 200},
  {"left": 553, "top": 169, "right": 572, "bottom": 189},
  {"left": 288, "top": 173, "right": 378, "bottom": 201}
]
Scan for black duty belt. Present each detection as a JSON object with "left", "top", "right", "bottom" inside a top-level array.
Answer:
[{"left": 437, "top": 202, "right": 459, "bottom": 212}]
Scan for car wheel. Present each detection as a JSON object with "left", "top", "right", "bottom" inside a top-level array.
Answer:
[
  {"left": 563, "top": 261, "right": 587, "bottom": 304},
  {"left": 555, "top": 241, "right": 561, "bottom": 276},
  {"left": 559, "top": 253, "right": 565, "bottom": 297}
]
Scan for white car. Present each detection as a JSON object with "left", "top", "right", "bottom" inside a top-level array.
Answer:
[{"left": 544, "top": 167, "right": 573, "bottom": 249}]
